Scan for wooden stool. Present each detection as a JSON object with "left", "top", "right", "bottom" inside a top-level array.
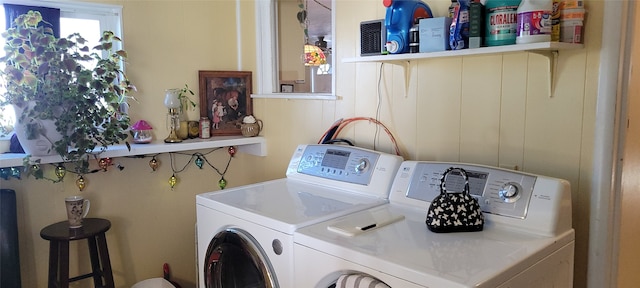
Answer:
[{"left": 40, "top": 218, "right": 115, "bottom": 288}]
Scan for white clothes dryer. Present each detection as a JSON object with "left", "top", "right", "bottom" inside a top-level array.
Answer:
[
  {"left": 294, "top": 161, "right": 575, "bottom": 288},
  {"left": 196, "top": 144, "right": 403, "bottom": 288}
]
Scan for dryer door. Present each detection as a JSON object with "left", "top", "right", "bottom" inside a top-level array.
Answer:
[{"left": 204, "top": 227, "right": 278, "bottom": 288}]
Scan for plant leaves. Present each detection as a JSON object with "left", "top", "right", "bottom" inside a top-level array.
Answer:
[{"left": 297, "top": 10, "right": 307, "bottom": 24}]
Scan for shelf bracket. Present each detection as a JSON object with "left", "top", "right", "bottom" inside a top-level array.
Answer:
[
  {"left": 380, "top": 60, "right": 412, "bottom": 97},
  {"left": 529, "top": 50, "right": 559, "bottom": 97}
]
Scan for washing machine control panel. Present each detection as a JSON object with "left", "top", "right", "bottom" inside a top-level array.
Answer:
[
  {"left": 295, "top": 145, "right": 381, "bottom": 185},
  {"left": 404, "top": 162, "right": 537, "bottom": 219}
]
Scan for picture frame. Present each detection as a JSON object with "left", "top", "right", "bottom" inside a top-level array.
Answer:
[
  {"left": 199, "top": 71, "right": 253, "bottom": 136},
  {"left": 280, "top": 84, "right": 294, "bottom": 93}
]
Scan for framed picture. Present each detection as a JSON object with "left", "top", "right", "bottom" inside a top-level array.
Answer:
[
  {"left": 281, "top": 84, "right": 294, "bottom": 93},
  {"left": 199, "top": 71, "right": 253, "bottom": 136}
]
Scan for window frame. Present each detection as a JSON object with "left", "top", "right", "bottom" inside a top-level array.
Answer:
[
  {"left": 0, "top": 0, "right": 127, "bottom": 138},
  {"left": 1, "top": 0, "right": 124, "bottom": 59}
]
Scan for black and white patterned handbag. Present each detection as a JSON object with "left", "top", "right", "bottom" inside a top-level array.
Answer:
[{"left": 426, "top": 167, "right": 484, "bottom": 233}]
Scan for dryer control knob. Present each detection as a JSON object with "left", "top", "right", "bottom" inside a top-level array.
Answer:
[
  {"left": 355, "top": 159, "right": 370, "bottom": 173},
  {"left": 499, "top": 183, "right": 521, "bottom": 203}
]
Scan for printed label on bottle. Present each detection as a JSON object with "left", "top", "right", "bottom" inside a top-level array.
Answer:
[
  {"left": 517, "top": 10, "right": 552, "bottom": 37},
  {"left": 487, "top": 5, "right": 519, "bottom": 40}
]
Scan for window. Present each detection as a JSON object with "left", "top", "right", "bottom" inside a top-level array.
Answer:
[{"left": 0, "top": 0, "right": 123, "bottom": 138}]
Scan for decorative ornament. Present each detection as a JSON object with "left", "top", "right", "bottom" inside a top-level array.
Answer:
[
  {"left": 169, "top": 174, "right": 177, "bottom": 189},
  {"left": 131, "top": 120, "right": 154, "bottom": 144},
  {"left": 218, "top": 178, "right": 227, "bottom": 189},
  {"left": 228, "top": 146, "right": 236, "bottom": 157},
  {"left": 76, "top": 176, "right": 86, "bottom": 191},
  {"left": 195, "top": 156, "right": 204, "bottom": 169},
  {"left": 10, "top": 167, "right": 21, "bottom": 179},
  {"left": 99, "top": 158, "right": 109, "bottom": 171},
  {"left": 149, "top": 157, "right": 159, "bottom": 171},
  {"left": 0, "top": 168, "right": 10, "bottom": 180},
  {"left": 55, "top": 165, "right": 66, "bottom": 180}
]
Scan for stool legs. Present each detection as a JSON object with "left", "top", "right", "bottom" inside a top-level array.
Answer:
[
  {"left": 48, "top": 240, "right": 70, "bottom": 288},
  {"left": 88, "top": 236, "right": 103, "bottom": 286},
  {"left": 49, "top": 241, "right": 69, "bottom": 288},
  {"left": 59, "top": 241, "right": 70, "bottom": 287},
  {"left": 47, "top": 234, "right": 114, "bottom": 288},
  {"left": 96, "top": 233, "right": 115, "bottom": 287},
  {"left": 47, "top": 241, "right": 59, "bottom": 288}
]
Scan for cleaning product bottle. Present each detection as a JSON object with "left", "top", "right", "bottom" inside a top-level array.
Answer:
[
  {"left": 383, "top": 0, "right": 433, "bottom": 54},
  {"left": 550, "top": 0, "right": 561, "bottom": 41},
  {"left": 450, "top": 0, "right": 470, "bottom": 50},
  {"left": 484, "top": 0, "right": 522, "bottom": 46},
  {"left": 448, "top": 0, "right": 459, "bottom": 18},
  {"left": 515, "top": 0, "right": 552, "bottom": 44}
]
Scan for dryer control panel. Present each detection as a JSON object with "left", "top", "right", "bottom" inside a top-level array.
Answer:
[
  {"left": 286, "top": 145, "right": 404, "bottom": 199},
  {"left": 403, "top": 162, "right": 536, "bottom": 219},
  {"left": 389, "top": 161, "right": 572, "bottom": 236},
  {"left": 295, "top": 145, "right": 380, "bottom": 185}
]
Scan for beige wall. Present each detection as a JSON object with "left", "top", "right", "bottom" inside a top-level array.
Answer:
[
  {"left": 2, "top": 0, "right": 603, "bottom": 287},
  {"left": 2, "top": 1, "right": 268, "bottom": 287}
]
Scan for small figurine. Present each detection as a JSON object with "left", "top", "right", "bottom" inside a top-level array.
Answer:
[{"left": 131, "top": 120, "right": 153, "bottom": 144}]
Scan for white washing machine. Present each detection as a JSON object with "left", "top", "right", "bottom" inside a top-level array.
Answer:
[
  {"left": 196, "top": 144, "right": 403, "bottom": 288},
  {"left": 294, "top": 161, "right": 575, "bottom": 288}
]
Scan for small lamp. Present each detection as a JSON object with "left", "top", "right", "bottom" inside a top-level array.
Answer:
[
  {"left": 303, "top": 44, "right": 327, "bottom": 93},
  {"left": 164, "top": 89, "right": 182, "bottom": 143}
]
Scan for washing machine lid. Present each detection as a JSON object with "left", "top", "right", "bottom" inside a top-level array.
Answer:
[
  {"left": 196, "top": 178, "right": 388, "bottom": 234},
  {"left": 294, "top": 204, "right": 575, "bottom": 288}
]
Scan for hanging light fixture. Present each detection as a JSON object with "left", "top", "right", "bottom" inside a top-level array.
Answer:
[
  {"left": 299, "top": 0, "right": 327, "bottom": 67},
  {"left": 303, "top": 43, "right": 326, "bottom": 66}
]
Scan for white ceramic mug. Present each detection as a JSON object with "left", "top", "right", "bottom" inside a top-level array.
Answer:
[{"left": 65, "top": 196, "right": 90, "bottom": 228}]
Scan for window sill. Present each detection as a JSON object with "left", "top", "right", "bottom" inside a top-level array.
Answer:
[
  {"left": 0, "top": 136, "right": 266, "bottom": 168},
  {"left": 251, "top": 93, "right": 337, "bottom": 100}
]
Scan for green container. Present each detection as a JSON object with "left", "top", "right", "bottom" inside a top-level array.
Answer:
[{"left": 484, "top": 0, "right": 522, "bottom": 46}]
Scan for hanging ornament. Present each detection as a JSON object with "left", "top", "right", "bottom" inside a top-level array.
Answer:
[
  {"left": 76, "top": 176, "right": 86, "bottom": 191},
  {"left": 218, "top": 178, "right": 227, "bottom": 189},
  {"left": 149, "top": 157, "right": 159, "bottom": 171},
  {"left": 195, "top": 156, "right": 204, "bottom": 169},
  {"left": 98, "top": 158, "right": 109, "bottom": 171},
  {"left": 0, "top": 168, "right": 10, "bottom": 180},
  {"left": 169, "top": 174, "right": 178, "bottom": 189},
  {"left": 55, "top": 165, "right": 67, "bottom": 180},
  {"left": 10, "top": 167, "right": 21, "bottom": 179},
  {"left": 104, "top": 157, "right": 113, "bottom": 166},
  {"left": 228, "top": 146, "right": 236, "bottom": 157}
]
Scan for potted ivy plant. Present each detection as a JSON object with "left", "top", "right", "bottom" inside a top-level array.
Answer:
[{"left": 0, "top": 11, "right": 135, "bottom": 173}]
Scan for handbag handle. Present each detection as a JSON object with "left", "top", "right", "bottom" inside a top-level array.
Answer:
[{"left": 439, "top": 167, "right": 470, "bottom": 195}]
